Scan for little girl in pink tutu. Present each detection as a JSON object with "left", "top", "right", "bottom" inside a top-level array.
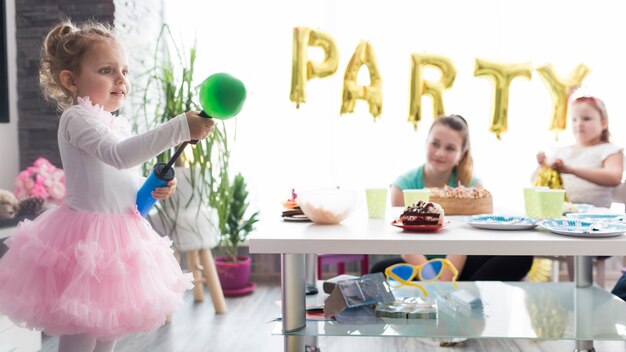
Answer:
[{"left": 0, "top": 19, "right": 215, "bottom": 351}]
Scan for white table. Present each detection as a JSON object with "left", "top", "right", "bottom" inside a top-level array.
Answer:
[{"left": 249, "top": 208, "right": 626, "bottom": 352}]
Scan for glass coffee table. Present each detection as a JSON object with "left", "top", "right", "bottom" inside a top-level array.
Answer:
[{"left": 250, "top": 211, "right": 626, "bottom": 352}]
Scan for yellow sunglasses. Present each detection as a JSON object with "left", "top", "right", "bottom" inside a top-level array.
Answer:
[{"left": 384, "top": 258, "right": 459, "bottom": 297}]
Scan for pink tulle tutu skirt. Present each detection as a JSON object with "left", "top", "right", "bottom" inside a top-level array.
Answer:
[{"left": 0, "top": 206, "right": 193, "bottom": 339}]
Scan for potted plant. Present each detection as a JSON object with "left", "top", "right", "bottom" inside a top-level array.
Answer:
[{"left": 214, "top": 173, "right": 260, "bottom": 295}]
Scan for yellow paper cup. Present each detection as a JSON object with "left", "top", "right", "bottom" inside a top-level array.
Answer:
[
  {"left": 365, "top": 188, "right": 388, "bottom": 218},
  {"left": 523, "top": 186, "right": 548, "bottom": 218},
  {"left": 536, "top": 189, "right": 566, "bottom": 219},
  {"left": 402, "top": 189, "right": 430, "bottom": 207}
]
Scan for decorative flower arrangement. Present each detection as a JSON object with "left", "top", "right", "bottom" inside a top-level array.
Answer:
[{"left": 14, "top": 158, "right": 65, "bottom": 205}]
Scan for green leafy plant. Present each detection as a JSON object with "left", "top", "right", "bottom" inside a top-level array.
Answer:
[
  {"left": 216, "top": 173, "right": 260, "bottom": 262},
  {"left": 135, "top": 24, "right": 230, "bottom": 240}
]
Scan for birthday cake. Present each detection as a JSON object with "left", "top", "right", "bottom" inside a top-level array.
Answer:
[
  {"left": 398, "top": 200, "right": 445, "bottom": 225},
  {"left": 428, "top": 186, "right": 493, "bottom": 215},
  {"left": 281, "top": 188, "right": 310, "bottom": 221}
]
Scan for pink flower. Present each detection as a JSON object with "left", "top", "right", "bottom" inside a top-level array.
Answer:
[
  {"left": 31, "top": 184, "right": 49, "bottom": 198},
  {"left": 14, "top": 157, "right": 65, "bottom": 204},
  {"left": 48, "top": 183, "right": 65, "bottom": 202},
  {"left": 23, "top": 176, "right": 35, "bottom": 190},
  {"left": 33, "top": 158, "right": 52, "bottom": 169},
  {"left": 17, "top": 170, "right": 29, "bottom": 180}
]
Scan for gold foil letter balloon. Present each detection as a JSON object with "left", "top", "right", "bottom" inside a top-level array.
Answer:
[
  {"left": 340, "top": 40, "right": 383, "bottom": 120},
  {"left": 408, "top": 54, "right": 457, "bottom": 130},
  {"left": 290, "top": 27, "right": 339, "bottom": 108},
  {"left": 536, "top": 63, "right": 590, "bottom": 134},
  {"left": 474, "top": 59, "right": 532, "bottom": 139}
]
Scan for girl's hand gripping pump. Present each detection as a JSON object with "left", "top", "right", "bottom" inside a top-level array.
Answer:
[{"left": 136, "top": 73, "right": 247, "bottom": 217}]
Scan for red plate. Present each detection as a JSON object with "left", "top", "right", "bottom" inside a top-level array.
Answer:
[{"left": 391, "top": 220, "right": 449, "bottom": 232}]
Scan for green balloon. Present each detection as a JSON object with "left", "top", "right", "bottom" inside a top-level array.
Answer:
[{"left": 198, "top": 73, "right": 247, "bottom": 120}]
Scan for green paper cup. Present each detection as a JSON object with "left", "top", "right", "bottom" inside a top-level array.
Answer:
[
  {"left": 536, "top": 189, "right": 566, "bottom": 219},
  {"left": 402, "top": 189, "right": 430, "bottom": 207},
  {"left": 523, "top": 187, "right": 548, "bottom": 218},
  {"left": 365, "top": 188, "right": 388, "bottom": 218}
]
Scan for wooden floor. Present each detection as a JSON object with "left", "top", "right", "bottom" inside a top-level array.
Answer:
[{"left": 41, "top": 279, "right": 626, "bottom": 352}]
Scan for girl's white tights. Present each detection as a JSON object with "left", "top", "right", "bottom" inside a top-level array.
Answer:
[{"left": 58, "top": 334, "right": 117, "bottom": 352}]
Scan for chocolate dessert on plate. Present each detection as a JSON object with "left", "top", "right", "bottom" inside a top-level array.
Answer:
[{"left": 398, "top": 200, "right": 445, "bottom": 226}]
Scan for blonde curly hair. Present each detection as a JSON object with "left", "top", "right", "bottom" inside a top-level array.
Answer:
[{"left": 39, "top": 19, "right": 116, "bottom": 111}]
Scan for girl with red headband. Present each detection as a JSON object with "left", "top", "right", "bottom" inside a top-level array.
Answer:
[{"left": 536, "top": 95, "right": 624, "bottom": 208}]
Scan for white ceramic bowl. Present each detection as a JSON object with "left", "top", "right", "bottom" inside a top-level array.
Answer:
[{"left": 298, "top": 189, "right": 358, "bottom": 224}]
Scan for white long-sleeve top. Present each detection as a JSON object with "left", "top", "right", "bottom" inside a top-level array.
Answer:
[
  {"left": 551, "top": 143, "right": 623, "bottom": 208},
  {"left": 58, "top": 97, "right": 190, "bottom": 214}
]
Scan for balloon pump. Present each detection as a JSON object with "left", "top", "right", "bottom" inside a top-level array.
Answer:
[{"left": 135, "top": 73, "right": 246, "bottom": 217}]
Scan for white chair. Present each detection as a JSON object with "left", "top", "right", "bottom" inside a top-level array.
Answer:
[{"left": 612, "top": 180, "right": 626, "bottom": 212}]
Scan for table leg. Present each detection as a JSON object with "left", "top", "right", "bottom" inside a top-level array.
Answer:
[
  {"left": 284, "top": 336, "right": 319, "bottom": 352},
  {"left": 575, "top": 256, "right": 592, "bottom": 288},
  {"left": 574, "top": 256, "right": 595, "bottom": 352},
  {"left": 573, "top": 340, "right": 595, "bottom": 352},
  {"left": 305, "top": 253, "right": 319, "bottom": 295},
  {"left": 282, "top": 253, "right": 306, "bottom": 352}
]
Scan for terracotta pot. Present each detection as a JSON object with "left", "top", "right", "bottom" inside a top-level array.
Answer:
[{"left": 215, "top": 255, "right": 251, "bottom": 291}]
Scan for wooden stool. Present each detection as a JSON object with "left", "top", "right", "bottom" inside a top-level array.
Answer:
[
  {"left": 317, "top": 254, "right": 369, "bottom": 279},
  {"left": 174, "top": 249, "right": 227, "bottom": 313}
]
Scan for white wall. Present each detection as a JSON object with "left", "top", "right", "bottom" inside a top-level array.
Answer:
[
  {"left": 164, "top": 0, "right": 626, "bottom": 214},
  {"left": 0, "top": 0, "right": 20, "bottom": 191}
]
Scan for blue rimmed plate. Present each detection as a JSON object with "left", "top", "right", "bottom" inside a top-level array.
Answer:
[
  {"left": 538, "top": 219, "right": 626, "bottom": 238},
  {"left": 565, "top": 213, "right": 625, "bottom": 222},
  {"left": 465, "top": 215, "right": 537, "bottom": 230}
]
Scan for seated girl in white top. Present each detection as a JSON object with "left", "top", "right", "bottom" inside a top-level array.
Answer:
[{"left": 537, "top": 96, "right": 624, "bottom": 208}]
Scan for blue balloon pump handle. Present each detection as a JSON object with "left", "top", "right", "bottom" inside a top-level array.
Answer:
[
  {"left": 135, "top": 111, "right": 212, "bottom": 217},
  {"left": 136, "top": 162, "right": 175, "bottom": 217}
]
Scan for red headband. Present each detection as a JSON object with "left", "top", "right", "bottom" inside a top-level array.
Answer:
[{"left": 574, "top": 96, "right": 599, "bottom": 104}]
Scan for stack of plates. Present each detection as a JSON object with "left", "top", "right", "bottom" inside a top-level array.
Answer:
[{"left": 281, "top": 207, "right": 311, "bottom": 222}]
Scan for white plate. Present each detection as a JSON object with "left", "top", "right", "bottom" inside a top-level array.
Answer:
[
  {"left": 465, "top": 215, "right": 537, "bottom": 230},
  {"left": 565, "top": 213, "right": 625, "bottom": 222},
  {"left": 538, "top": 219, "right": 626, "bottom": 238},
  {"left": 282, "top": 215, "right": 312, "bottom": 222}
]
